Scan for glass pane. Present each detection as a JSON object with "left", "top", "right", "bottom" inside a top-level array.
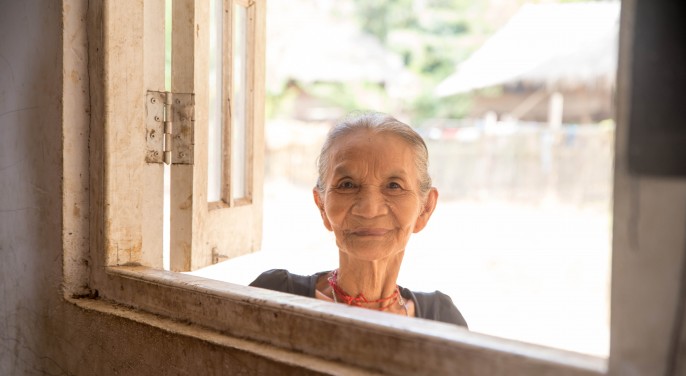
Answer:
[
  {"left": 231, "top": 3, "right": 248, "bottom": 200},
  {"left": 207, "top": 0, "right": 223, "bottom": 203}
]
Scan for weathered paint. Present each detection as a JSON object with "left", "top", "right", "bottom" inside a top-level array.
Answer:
[{"left": 0, "top": 1, "right": 327, "bottom": 374}]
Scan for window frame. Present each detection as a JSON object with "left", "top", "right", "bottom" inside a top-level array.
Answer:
[
  {"left": 168, "top": 0, "right": 264, "bottom": 272},
  {"left": 208, "top": 0, "right": 264, "bottom": 211},
  {"left": 75, "top": 0, "right": 611, "bottom": 374}
]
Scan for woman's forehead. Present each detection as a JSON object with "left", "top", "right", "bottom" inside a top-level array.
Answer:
[
  {"left": 331, "top": 162, "right": 411, "bottom": 179},
  {"left": 327, "top": 131, "right": 417, "bottom": 175}
]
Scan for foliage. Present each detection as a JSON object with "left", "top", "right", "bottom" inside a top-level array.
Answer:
[
  {"left": 351, "top": 0, "right": 417, "bottom": 43},
  {"left": 270, "top": 0, "right": 607, "bottom": 124},
  {"left": 347, "top": 0, "right": 493, "bottom": 123},
  {"left": 351, "top": 0, "right": 478, "bottom": 81}
]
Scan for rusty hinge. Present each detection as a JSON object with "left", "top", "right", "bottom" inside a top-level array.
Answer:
[{"left": 146, "top": 91, "right": 195, "bottom": 165}]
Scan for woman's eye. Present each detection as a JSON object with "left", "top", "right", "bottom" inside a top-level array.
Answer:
[
  {"left": 338, "top": 181, "right": 355, "bottom": 189},
  {"left": 388, "top": 182, "right": 402, "bottom": 190}
]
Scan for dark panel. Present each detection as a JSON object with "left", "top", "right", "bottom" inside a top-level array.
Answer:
[{"left": 628, "top": 0, "right": 686, "bottom": 176}]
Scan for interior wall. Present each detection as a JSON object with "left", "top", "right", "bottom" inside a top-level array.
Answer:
[
  {"left": 0, "top": 0, "right": 67, "bottom": 372},
  {"left": 0, "top": 1, "right": 319, "bottom": 374}
]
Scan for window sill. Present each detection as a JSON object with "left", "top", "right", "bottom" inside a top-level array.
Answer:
[
  {"left": 67, "top": 295, "right": 364, "bottom": 374},
  {"left": 87, "top": 265, "right": 607, "bottom": 375}
]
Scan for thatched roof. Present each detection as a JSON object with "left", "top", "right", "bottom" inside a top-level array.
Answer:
[
  {"left": 436, "top": 2, "right": 620, "bottom": 97},
  {"left": 266, "top": 1, "right": 408, "bottom": 93}
]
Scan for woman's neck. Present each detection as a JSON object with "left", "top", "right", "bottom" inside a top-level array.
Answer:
[{"left": 335, "top": 251, "right": 404, "bottom": 309}]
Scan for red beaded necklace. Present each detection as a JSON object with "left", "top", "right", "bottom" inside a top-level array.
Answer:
[{"left": 327, "top": 269, "right": 404, "bottom": 311}]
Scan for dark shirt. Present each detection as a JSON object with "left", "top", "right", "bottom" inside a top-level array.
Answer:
[{"left": 249, "top": 269, "right": 468, "bottom": 328}]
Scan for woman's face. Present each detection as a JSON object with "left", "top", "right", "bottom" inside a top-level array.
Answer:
[{"left": 314, "top": 129, "right": 437, "bottom": 261}]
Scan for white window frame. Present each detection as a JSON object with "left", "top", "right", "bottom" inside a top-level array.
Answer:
[
  {"left": 65, "top": 0, "right": 684, "bottom": 374},
  {"left": 168, "top": 0, "right": 264, "bottom": 272}
]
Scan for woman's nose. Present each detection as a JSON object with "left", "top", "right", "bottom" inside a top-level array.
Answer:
[{"left": 351, "top": 186, "right": 387, "bottom": 218}]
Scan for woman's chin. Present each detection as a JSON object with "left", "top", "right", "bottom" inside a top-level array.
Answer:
[{"left": 339, "top": 239, "right": 404, "bottom": 261}]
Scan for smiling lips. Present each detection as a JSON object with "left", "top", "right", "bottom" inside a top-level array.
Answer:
[{"left": 350, "top": 228, "right": 390, "bottom": 236}]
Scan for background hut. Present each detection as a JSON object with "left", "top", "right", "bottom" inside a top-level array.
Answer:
[{"left": 436, "top": 2, "right": 620, "bottom": 125}]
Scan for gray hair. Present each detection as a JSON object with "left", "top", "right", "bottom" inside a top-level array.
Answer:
[{"left": 315, "top": 112, "right": 432, "bottom": 196}]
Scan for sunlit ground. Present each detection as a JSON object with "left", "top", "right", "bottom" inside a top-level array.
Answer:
[{"left": 190, "top": 178, "right": 611, "bottom": 357}]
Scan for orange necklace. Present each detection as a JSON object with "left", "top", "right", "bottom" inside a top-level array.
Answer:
[{"left": 327, "top": 269, "right": 406, "bottom": 312}]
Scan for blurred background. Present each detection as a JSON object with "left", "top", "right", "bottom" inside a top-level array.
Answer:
[{"left": 190, "top": 0, "right": 619, "bottom": 357}]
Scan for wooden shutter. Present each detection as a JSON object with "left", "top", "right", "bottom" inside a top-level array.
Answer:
[
  {"left": 169, "top": 0, "right": 265, "bottom": 271},
  {"left": 98, "top": 0, "right": 166, "bottom": 269}
]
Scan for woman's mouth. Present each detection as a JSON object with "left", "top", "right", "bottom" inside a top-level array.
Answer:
[{"left": 350, "top": 228, "right": 390, "bottom": 236}]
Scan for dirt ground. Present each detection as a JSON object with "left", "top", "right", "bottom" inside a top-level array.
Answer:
[{"left": 189, "top": 179, "right": 611, "bottom": 357}]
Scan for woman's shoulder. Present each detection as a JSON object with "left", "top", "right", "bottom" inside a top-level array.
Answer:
[
  {"left": 410, "top": 289, "right": 469, "bottom": 328},
  {"left": 249, "top": 269, "right": 292, "bottom": 291},
  {"left": 248, "top": 269, "right": 321, "bottom": 297}
]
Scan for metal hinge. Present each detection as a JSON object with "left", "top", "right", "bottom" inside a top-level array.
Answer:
[{"left": 146, "top": 91, "right": 195, "bottom": 165}]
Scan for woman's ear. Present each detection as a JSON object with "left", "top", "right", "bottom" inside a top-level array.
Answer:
[
  {"left": 313, "top": 188, "right": 333, "bottom": 231},
  {"left": 413, "top": 187, "right": 438, "bottom": 233}
]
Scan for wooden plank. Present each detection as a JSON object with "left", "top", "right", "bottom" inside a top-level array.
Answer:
[
  {"left": 243, "top": 1, "right": 255, "bottom": 204},
  {"left": 93, "top": 0, "right": 164, "bottom": 269},
  {"left": 170, "top": 0, "right": 197, "bottom": 272},
  {"left": 104, "top": 266, "right": 608, "bottom": 376},
  {"left": 141, "top": 0, "right": 166, "bottom": 269},
  {"left": 228, "top": 0, "right": 246, "bottom": 205},
  {"left": 188, "top": 0, "right": 213, "bottom": 270},
  {"left": 221, "top": 0, "right": 232, "bottom": 204},
  {"left": 249, "top": 0, "right": 266, "bottom": 252},
  {"left": 101, "top": 0, "right": 146, "bottom": 266},
  {"left": 204, "top": 205, "right": 254, "bottom": 261},
  {"left": 190, "top": 0, "right": 213, "bottom": 270},
  {"left": 70, "top": 297, "right": 377, "bottom": 376}
]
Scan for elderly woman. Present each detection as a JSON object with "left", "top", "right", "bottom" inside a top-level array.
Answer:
[{"left": 250, "top": 112, "right": 467, "bottom": 327}]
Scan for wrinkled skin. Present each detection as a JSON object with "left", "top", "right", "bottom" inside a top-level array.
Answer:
[{"left": 313, "top": 129, "right": 438, "bottom": 262}]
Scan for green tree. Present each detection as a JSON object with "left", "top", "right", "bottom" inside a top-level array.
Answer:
[{"left": 350, "top": 0, "right": 483, "bottom": 122}]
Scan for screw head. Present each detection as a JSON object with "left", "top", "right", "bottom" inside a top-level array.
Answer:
[
  {"left": 154, "top": 115, "right": 161, "bottom": 122},
  {"left": 175, "top": 99, "right": 181, "bottom": 104},
  {"left": 178, "top": 152, "right": 185, "bottom": 158},
  {"left": 151, "top": 97, "right": 157, "bottom": 104}
]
